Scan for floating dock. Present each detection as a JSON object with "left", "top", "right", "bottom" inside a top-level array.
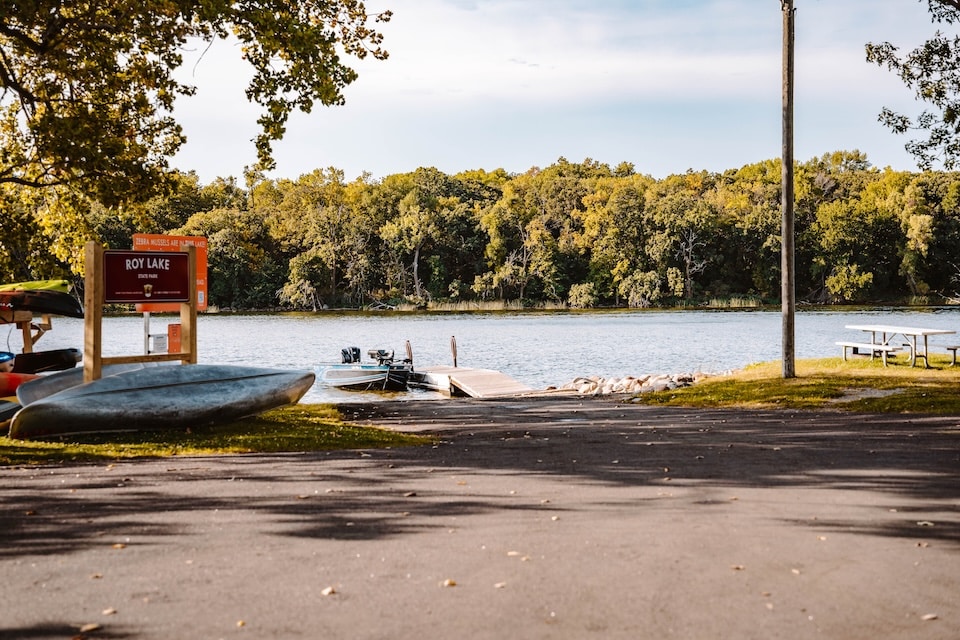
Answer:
[{"left": 409, "top": 365, "right": 534, "bottom": 398}]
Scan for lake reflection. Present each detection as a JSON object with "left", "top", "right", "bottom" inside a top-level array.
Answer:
[{"left": 8, "top": 308, "right": 959, "bottom": 402}]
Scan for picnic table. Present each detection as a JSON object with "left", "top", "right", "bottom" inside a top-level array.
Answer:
[{"left": 840, "top": 324, "right": 956, "bottom": 368}]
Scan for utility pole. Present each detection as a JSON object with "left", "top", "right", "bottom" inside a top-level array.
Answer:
[{"left": 781, "top": 0, "right": 796, "bottom": 378}]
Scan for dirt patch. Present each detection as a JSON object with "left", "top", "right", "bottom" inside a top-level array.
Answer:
[{"left": 830, "top": 387, "right": 905, "bottom": 404}]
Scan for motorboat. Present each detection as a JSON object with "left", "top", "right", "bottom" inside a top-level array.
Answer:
[{"left": 319, "top": 346, "right": 412, "bottom": 391}]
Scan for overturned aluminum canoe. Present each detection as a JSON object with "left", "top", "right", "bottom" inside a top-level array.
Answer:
[{"left": 8, "top": 364, "right": 315, "bottom": 439}]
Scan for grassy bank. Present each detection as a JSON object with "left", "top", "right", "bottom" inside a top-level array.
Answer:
[
  {"left": 635, "top": 356, "right": 960, "bottom": 413},
  {"left": 0, "top": 404, "right": 432, "bottom": 466}
]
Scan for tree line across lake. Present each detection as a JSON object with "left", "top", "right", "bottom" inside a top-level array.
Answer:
[{"left": 4, "top": 150, "right": 960, "bottom": 310}]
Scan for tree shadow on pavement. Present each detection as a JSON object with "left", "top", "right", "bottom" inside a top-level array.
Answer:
[{"left": 0, "top": 396, "right": 957, "bottom": 561}]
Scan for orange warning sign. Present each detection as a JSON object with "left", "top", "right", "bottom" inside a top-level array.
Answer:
[{"left": 133, "top": 234, "right": 208, "bottom": 311}]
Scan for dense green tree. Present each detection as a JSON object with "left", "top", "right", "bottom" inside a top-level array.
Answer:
[
  {"left": 575, "top": 173, "right": 654, "bottom": 304},
  {"left": 713, "top": 160, "right": 782, "bottom": 298},
  {"left": 853, "top": 169, "right": 914, "bottom": 296},
  {"left": 793, "top": 152, "right": 882, "bottom": 300},
  {"left": 617, "top": 269, "right": 666, "bottom": 308},
  {"left": 266, "top": 168, "right": 358, "bottom": 306},
  {"left": 0, "top": 184, "right": 71, "bottom": 282},
  {"left": 643, "top": 171, "right": 720, "bottom": 302},
  {"left": 930, "top": 175, "right": 960, "bottom": 295},
  {"left": 866, "top": 0, "right": 960, "bottom": 169},
  {"left": 0, "top": 0, "right": 391, "bottom": 206},
  {"left": 173, "top": 207, "right": 282, "bottom": 309},
  {"left": 475, "top": 159, "right": 611, "bottom": 301},
  {"left": 811, "top": 199, "right": 876, "bottom": 302},
  {"left": 475, "top": 171, "right": 555, "bottom": 300},
  {"left": 897, "top": 171, "right": 960, "bottom": 294},
  {"left": 88, "top": 171, "right": 246, "bottom": 252},
  {"left": 11, "top": 146, "right": 960, "bottom": 307},
  {"left": 442, "top": 170, "right": 504, "bottom": 300},
  {"left": 361, "top": 172, "right": 415, "bottom": 301},
  {"left": 379, "top": 168, "right": 465, "bottom": 302},
  {"left": 0, "top": 1, "right": 390, "bottom": 290}
]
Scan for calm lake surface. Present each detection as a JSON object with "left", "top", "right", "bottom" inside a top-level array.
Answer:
[{"left": 7, "top": 308, "right": 959, "bottom": 403}]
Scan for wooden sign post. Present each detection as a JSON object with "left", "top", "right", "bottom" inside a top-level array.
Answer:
[{"left": 83, "top": 241, "right": 198, "bottom": 383}]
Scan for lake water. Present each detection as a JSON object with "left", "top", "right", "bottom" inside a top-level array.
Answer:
[{"left": 5, "top": 308, "right": 959, "bottom": 403}]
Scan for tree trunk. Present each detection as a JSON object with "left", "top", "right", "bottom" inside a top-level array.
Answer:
[{"left": 412, "top": 243, "right": 422, "bottom": 299}]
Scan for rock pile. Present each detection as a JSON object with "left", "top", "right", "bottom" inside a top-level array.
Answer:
[{"left": 554, "top": 372, "right": 714, "bottom": 396}]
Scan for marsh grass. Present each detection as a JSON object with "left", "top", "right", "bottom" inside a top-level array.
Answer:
[
  {"left": 0, "top": 403, "right": 433, "bottom": 466},
  {"left": 425, "top": 300, "right": 569, "bottom": 312},
  {"left": 706, "top": 296, "right": 763, "bottom": 308},
  {"left": 636, "top": 355, "right": 960, "bottom": 413}
]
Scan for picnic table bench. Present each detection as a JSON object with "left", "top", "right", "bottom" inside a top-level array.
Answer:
[
  {"left": 836, "top": 341, "right": 904, "bottom": 366},
  {"left": 841, "top": 324, "right": 956, "bottom": 368}
]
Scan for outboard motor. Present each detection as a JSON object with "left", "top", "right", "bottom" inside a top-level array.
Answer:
[
  {"left": 368, "top": 349, "right": 394, "bottom": 365},
  {"left": 341, "top": 346, "right": 361, "bottom": 363}
]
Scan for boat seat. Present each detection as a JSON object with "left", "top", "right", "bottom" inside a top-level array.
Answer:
[{"left": 368, "top": 349, "right": 394, "bottom": 365}]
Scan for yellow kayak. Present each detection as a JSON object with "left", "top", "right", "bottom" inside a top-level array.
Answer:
[{"left": 0, "top": 279, "right": 70, "bottom": 293}]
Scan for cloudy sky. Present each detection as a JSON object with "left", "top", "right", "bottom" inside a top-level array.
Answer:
[{"left": 170, "top": 0, "right": 938, "bottom": 184}]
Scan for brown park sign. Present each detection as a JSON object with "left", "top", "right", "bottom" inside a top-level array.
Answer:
[{"left": 103, "top": 250, "right": 190, "bottom": 304}]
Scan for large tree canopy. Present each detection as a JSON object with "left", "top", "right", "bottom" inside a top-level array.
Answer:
[
  {"left": 866, "top": 0, "right": 960, "bottom": 170},
  {"left": 0, "top": 0, "right": 390, "bottom": 206}
]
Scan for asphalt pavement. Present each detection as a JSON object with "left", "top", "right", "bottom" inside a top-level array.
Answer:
[{"left": 1, "top": 396, "right": 958, "bottom": 639}]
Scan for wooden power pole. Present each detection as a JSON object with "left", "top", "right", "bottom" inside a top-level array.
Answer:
[{"left": 781, "top": 0, "right": 796, "bottom": 378}]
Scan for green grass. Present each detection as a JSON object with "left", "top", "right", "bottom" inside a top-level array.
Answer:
[
  {"left": 635, "top": 356, "right": 960, "bottom": 414},
  {"left": 0, "top": 403, "right": 433, "bottom": 466}
]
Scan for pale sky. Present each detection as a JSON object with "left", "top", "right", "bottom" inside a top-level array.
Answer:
[{"left": 170, "top": 0, "right": 939, "bottom": 184}]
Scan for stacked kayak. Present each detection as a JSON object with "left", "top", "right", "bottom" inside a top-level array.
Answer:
[
  {"left": 0, "top": 372, "right": 39, "bottom": 396},
  {"left": 0, "top": 289, "right": 83, "bottom": 319},
  {"left": 1, "top": 396, "right": 21, "bottom": 421},
  {"left": 1, "top": 281, "right": 84, "bottom": 376}
]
